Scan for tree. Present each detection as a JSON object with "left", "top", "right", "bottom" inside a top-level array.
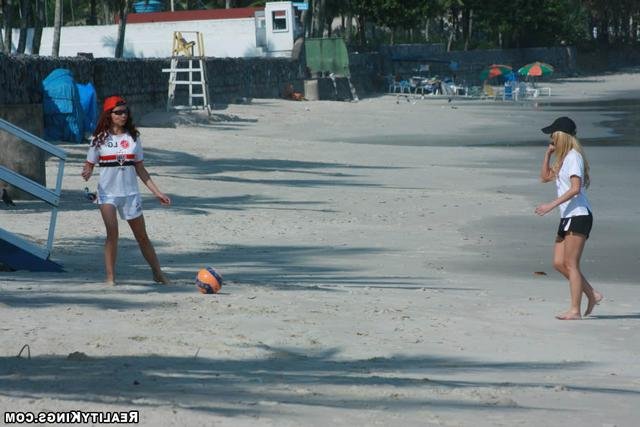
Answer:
[
  {"left": 32, "top": 0, "right": 45, "bottom": 54},
  {"left": 88, "top": 0, "right": 97, "bottom": 25},
  {"left": 366, "top": 0, "right": 427, "bottom": 45},
  {"left": 310, "top": 0, "right": 327, "bottom": 37},
  {"left": 2, "top": 0, "right": 14, "bottom": 54},
  {"left": 115, "top": 0, "right": 131, "bottom": 58},
  {"left": 52, "top": 0, "right": 62, "bottom": 56},
  {"left": 17, "top": 0, "right": 30, "bottom": 53}
]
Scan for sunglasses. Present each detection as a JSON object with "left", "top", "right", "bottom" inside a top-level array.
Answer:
[{"left": 111, "top": 109, "right": 129, "bottom": 116}]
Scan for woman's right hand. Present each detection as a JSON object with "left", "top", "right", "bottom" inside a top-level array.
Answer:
[
  {"left": 81, "top": 164, "right": 93, "bottom": 181},
  {"left": 546, "top": 143, "right": 556, "bottom": 155}
]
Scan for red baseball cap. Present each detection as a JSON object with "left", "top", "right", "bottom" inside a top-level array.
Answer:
[{"left": 103, "top": 96, "right": 127, "bottom": 112}]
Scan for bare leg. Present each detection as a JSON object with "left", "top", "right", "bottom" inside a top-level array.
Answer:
[
  {"left": 99, "top": 204, "right": 119, "bottom": 285},
  {"left": 553, "top": 238, "right": 601, "bottom": 317},
  {"left": 127, "top": 214, "right": 169, "bottom": 284},
  {"left": 555, "top": 234, "right": 589, "bottom": 320},
  {"left": 585, "top": 284, "right": 603, "bottom": 317}
]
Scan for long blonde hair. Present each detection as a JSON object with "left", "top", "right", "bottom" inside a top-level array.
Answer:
[{"left": 551, "top": 131, "right": 590, "bottom": 188}]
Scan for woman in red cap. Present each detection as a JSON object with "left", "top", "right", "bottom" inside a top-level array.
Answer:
[
  {"left": 81, "top": 96, "right": 170, "bottom": 285},
  {"left": 535, "top": 117, "right": 602, "bottom": 320}
]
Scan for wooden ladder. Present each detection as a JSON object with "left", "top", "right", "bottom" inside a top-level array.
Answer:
[{"left": 162, "top": 31, "right": 211, "bottom": 114}]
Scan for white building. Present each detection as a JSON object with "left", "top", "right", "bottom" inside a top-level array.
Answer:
[{"left": 3, "top": 2, "right": 301, "bottom": 58}]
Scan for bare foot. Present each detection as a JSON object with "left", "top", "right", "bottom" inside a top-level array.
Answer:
[
  {"left": 556, "top": 311, "right": 582, "bottom": 320},
  {"left": 105, "top": 279, "right": 116, "bottom": 286},
  {"left": 153, "top": 271, "right": 170, "bottom": 285},
  {"left": 584, "top": 291, "right": 603, "bottom": 317}
]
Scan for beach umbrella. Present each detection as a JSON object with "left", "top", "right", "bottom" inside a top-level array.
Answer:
[
  {"left": 479, "top": 64, "right": 513, "bottom": 80},
  {"left": 518, "top": 61, "right": 554, "bottom": 77}
]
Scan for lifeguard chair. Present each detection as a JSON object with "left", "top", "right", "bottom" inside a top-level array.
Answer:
[
  {"left": 172, "top": 32, "right": 196, "bottom": 57},
  {"left": 162, "top": 31, "right": 211, "bottom": 113}
]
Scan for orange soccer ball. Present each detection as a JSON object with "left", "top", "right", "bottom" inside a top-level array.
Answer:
[{"left": 195, "top": 267, "right": 223, "bottom": 294}]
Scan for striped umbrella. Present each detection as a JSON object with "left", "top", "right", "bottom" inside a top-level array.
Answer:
[
  {"left": 518, "top": 61, "right": 554, "bottom": 77},
  {"left": 479, "top": 64, "right": 513, "bottom": 80}
]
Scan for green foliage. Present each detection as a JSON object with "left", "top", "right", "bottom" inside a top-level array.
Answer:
[
  {"left": 365, "top": 0, "right": 427, "bottom": 30},
  {"left": 3, "top": 0, "right": 638, "bottom": 50}
]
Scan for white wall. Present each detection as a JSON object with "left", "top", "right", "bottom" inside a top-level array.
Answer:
[
  {"left": 264, "top": 2, "right": 296, "bottom": 57},
  {"left": 4, "top": 18, "right": 262, "bottom": 58}
]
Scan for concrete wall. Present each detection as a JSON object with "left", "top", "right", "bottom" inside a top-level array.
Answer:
[
  {"left": 4, "top": 19, "right": 260, "bottom": 58},
  {"left": 0, "top": 104, "right": 46, "bottom": 200}
]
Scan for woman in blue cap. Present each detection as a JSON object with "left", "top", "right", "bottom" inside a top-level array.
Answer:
[{"left": 535, "top": 116, "right": 602, "bottom": 320}]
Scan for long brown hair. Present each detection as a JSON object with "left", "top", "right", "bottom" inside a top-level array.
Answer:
[
  {"left": 91, "top": 106, "right": 140, "bottom": 147},
  {"left": 551, "top": 131, "right": 591, "bottom": 188}
]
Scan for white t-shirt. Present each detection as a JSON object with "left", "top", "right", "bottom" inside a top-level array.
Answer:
[
  {"left": 555, "top": 149, "right": 592, "bottom": 218},
  {"left": 86, "top": 133, "right": 143, "bottom": 197}
]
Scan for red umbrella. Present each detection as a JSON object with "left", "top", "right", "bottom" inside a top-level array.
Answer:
[
  {"left": 518, "top": 61, "right": 554, "bottom": 77},
  {"left": 480, "top": 64, "right": 513, "bottom": 80}
]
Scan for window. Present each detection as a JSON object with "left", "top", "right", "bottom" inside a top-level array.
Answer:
[{"left": 272, "top": 10, "right": 288, "bottom": 31}]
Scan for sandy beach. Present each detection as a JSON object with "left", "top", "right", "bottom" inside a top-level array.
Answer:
[{"left": 1, "top": 71, "right": 640, "bottom": 426}]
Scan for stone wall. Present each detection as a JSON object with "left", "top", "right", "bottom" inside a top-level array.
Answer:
[
  {"left": 0, "top": 54, "right": 94, "bottom": 105},
  {"left": 2, "top": 44, "right": 635, "bottom": 115},
  {"left": 93, "top": 58, "right": 169, "bottom": 114},
  {"left": 381, "top": 44, "right": 578, "bottom": 85},
  {"left": 349, "top": 52, "right": 385, "bottom": 94},
  {"left": 577, "top": 46, "right": 640, "bottom": 73},
  {"left": 0, "top": 53, "right": 305, "bottom": 116},
  {"left": 205, "top": 57, "right": 305, "bottom": 102}
]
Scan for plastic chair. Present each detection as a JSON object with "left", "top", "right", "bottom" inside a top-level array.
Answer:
[
  {"left": 503, "top": 81, "right": 516, "bottom": 101},
  {"left": 389, "top": 79, "right": 411, "bottom": 94},
  {"left": 483, "top": 83, "right": 496, "bottom": 99}
]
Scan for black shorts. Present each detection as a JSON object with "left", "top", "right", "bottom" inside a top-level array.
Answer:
[{"left": 556, "top": 213, "right": 593, "bottom": 241}]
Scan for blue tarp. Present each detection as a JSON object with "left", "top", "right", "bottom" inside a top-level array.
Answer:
[
  {"left": 42, "top": 69, "right": 85, "bottom": 143},
  {"left": 76, "top": 82, "right": 98, "bottom": 133}
]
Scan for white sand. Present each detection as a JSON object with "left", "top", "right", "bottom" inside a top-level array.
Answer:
[{"left": 1, "top": 71, "right": 640, "bottom": 426}]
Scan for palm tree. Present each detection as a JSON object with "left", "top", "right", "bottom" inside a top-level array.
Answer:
[
  {"left": 52, "top": 0, "right": 62, "bottom": 57},
  {"left": 32, "top": 0, "right": 45, "bottom": 54},
  {"left": 88, "top": 0, "right": 98, "bottom": 25},
  {"left": 115, "top": 0, "right": 132, "bottom": 58},
  {"left": 17, "top": 0, "right": 30, "bottom": 53},
  {"left": 2, "top": 0, "right": 14, "bottom": 54}
]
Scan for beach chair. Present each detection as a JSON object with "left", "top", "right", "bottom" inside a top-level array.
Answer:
[
  {"left": 467, "top": 86, "right": 483, "bottom": 98},
  {"left": 483, "top": 83, "right": 496, "bottom": 99},
  {"left": 441, "top": 82, "right": 455, "bottom": 96},
  {"left": 538, "top": 86, "right": 551, "bottom": 96},
  {"left": 503, "top": 81, "right": 516, "bottom": 101}
]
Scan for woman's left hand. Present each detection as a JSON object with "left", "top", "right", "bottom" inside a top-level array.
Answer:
[
  {"left": 157, "top": 193, "right": 171, "bottom": 206},
  {"left": 535, "top": 203, "right": 553, "bottom": 216}
]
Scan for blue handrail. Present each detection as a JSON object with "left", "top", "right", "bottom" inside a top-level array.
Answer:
[{"left": 0, "top": 118, "right": 66, "bottom": 260}]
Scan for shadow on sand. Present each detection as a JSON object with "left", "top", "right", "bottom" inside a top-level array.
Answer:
[
  {"left": 1, "top": 236, "right": 470, "bottom": 311},
  {"left": 1, "top": 346, "right": 620, "bottom": 417}
]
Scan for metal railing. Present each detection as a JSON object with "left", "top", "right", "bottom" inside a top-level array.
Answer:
[{"left": 0, "top": 118, "right": 67, "bottom": 260}]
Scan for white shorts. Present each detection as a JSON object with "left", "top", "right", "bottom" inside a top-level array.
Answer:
[{"left": 97, "top": 193, "right": 143, "bottom": 220}]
